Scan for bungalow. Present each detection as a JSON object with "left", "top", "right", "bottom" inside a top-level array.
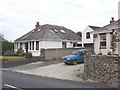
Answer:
[
  {"left": 94, "top": 17, "right": 120, "bottom": 55},
  {"left": 14, "top": 22, "right": 81, "bottom": 56},
  {"left": 82, "top": 25, "right": 100, "bottom": 48}
]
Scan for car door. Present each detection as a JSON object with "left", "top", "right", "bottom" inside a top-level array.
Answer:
[{"left": 77, "top": 51, "right": 84, "bottom": 62}]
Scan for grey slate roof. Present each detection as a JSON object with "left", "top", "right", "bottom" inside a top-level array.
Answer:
[
  {"left": 15, "top": 24, "right": 81, "bottom": 42},
  {"left": 94, "top": 19, "right": 120, "bottom": 32},
  {"left": 89, "top": 26, "right": 101, "bottom": 30}
]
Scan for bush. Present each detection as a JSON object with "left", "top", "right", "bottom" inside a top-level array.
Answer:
[
  {"left": 107, "top": 51, "right": 112, "bottom": 55},
  {"left": 2, "top": 40, "right": 14, "bottom": 55},
  {"left": 24, "top": 52, "right": 32, "bottom": 59},
  {"left": 16, "top": 48, "right": 25, "bottom": 56},
  {"left": 98, "top": 52, "right": 102, "bottom": 55},
  {"left": 4, "top": 50, "right": 19, "bottom": 56}
]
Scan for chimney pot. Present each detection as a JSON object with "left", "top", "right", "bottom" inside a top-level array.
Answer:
[
  {"left": 110, "top": 17, "right": 115, "bottom": 23},
  {"left": 36, "top": 22, "right": 40, "bottom": 29}
]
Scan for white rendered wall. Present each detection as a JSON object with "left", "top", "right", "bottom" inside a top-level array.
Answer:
[
  {"left": 94, "top": 33, "right": 112, "bottom": 55},
  {"left": 94, "top": 34, "right": 100, "bottom": 54},
  {"left": 82, "top": 26, "right": 94, "bottom": 44},
  {"left": 82, "top": 26, "right": 94, "bottom": 47},
  {"left": 40, "top": 41, "right": 62, "bottom": 49},
  {"left": 28, "top": 41, "right": 41, "bottom": 56}
]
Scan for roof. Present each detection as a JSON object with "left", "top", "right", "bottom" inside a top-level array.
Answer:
[
  {"left": 15, "top": 24, "right": 81, "bottom": 42},
  {"left": 94, "top": 19, "right": 120, "bottom": 33},
  {"left": 89, "top": 26, "right": 101, "bottom": 31},
  {"left": 78, "top": 49, "right": 93, "bottom": 52}
]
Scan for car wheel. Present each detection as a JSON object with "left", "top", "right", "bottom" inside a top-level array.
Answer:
[
  {"left": 72, "top": 60, "right": 77, "bottom": 65},
  {"left": 65, "top": 62, "right": 68, "bottom": 64}
]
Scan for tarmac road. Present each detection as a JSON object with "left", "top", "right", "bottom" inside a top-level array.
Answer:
[{"left": 2, "top": 70, "right": 113, "bottom": 89}]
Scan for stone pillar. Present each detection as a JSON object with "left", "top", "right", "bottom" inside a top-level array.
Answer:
[
  {"left": 23, "top": 43, "right": 26, "bottom": 52},
  {"left": 82, "top": 43, "right": 84, "bottom": 47},
  {"left": 28, "top": 42, "right": 30, "bottom": 51}
]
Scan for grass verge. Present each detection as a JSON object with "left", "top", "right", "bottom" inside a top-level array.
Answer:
[{"left": 0, "top": 56, "right": 26, "bottom": 63}]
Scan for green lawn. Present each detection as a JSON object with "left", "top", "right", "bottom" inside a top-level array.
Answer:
[{"left": 0, "top": 56, "right": 26, "bottom": 62}]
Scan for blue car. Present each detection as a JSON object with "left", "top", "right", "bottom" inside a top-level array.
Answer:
[{"left": 62, "top": 49, "right": 94, "bottom": 65}]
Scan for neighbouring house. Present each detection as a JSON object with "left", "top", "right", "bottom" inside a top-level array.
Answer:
[
  {"left": 82, "top": 25, "right": 100, "bottom": 48},
  {"left": 94, "top": 17, "right": 120, "bottom": 55},
  {"left": 14, "top": 22, "right": 81, "bottom": 56}
]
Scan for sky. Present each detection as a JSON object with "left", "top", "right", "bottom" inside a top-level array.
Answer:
[{"left": 0, "top": 0, "right": 119, "bottom": 41}]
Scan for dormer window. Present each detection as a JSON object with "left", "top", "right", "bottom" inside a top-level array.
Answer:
[
  {"left": 60, "top": 29, "right": 66, "bottom": 33},
  {"left": 53, "top": 29, "right": 58, "bottom": 33},
  {"left": 86, "top": 32, "right": 90, "bottom": 39},
  {"left": 32, "top": 30, "right": 35, "bottom": 32},
  {"left": 38, "top": 28, "right": 42, "bottom": 32}
]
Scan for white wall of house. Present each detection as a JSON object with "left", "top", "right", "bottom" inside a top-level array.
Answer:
[
  {"left": 40, "top": 41, "right": 62, "bottom": 49},
  {"left": 82, "top": 26, "right": 94, "bottom": 47},
  {"left": 40, "top": 41, "right": 74, "bottom": 49},
  {"left": 94, "top": 32, "right": 112, "bottom": 55},
  {"left": 28, "top": 41, "right": 41, "bottom": 56},
  {"left": 117, "top": 42, "right": 120, "bottom": 55},
  {"left": 94, "top": 34, "right": 100, "bottom": 54},
  {"left": 116, "top": 32, "right": 120, "bottom": 55},
  {"left": 14, "top": 40, "right": 78, "bottom": 56}
]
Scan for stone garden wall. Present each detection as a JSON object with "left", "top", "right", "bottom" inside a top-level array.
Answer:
[
  {"left": 84, "top": 54, "right": 120, "bottom": 87},
  {"left": 40, "top": 48, "right": 85, "bottom": 61}
]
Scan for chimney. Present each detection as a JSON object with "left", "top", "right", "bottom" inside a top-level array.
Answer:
[
  {"left": 110, "top": 17, "right": 115, "bottom": 23},
  {"left": 35, "top": 22, "right": 40, "bottom": 29}
]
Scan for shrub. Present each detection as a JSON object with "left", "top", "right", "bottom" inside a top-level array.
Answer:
[
  {"left": 16, "top": 48, "right": 25, "bottom": 56},
  {"left": 2, "top": 40, "right": 14, "bottom": 55},
  {"left": 4, "top": 50, "right": 19, "bottom": 56},
  {"left": 107, "top": 51, "right": 112, "bottom": 55},
  {"left": 24, "top": 52, "right": 32, "bottom": 59},
  {"left": 98, "top": 52, "right": 102, "bottom": 55}
]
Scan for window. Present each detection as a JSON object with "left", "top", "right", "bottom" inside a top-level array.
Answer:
[
  {"left": 16, "top": 43, "right": 18, "bottom": 49},
  {"left": 20, "top": 43, "right": 22, "bottom": 49},
  {"left": 38, "top": 28, "right": 42, "bottom": 32},
  {"left": 62, "top": 42, "right": 67, "bottom": 48},
  {"left": 73, "top": 42, "right": 77, "bottom": 47},
  {"left": 32, "top": 41, "right": 34, "bottom": 50},
  {"left": 86, "top": 32, "right": 90, "bottom": 39},
  {"left": 36, "top": 41, "right": 39, "bottom": 50},
  {"left": 60, "top": 30, "right": 66, "bottom": 33},
  {"left": 100, "top": 34, "right": 106, "bottom": 40},
  {"left": 32, "top": 30, "right": 35, "bottom": 32},
  {"left": 100, "top": 34, "right": 106, "bottom": 48},
  {"left": 71, "top": 50, "right": 79, "bottom": 55},
  {"left": 53, "top": 29, "right": 58, "bottom": 33},
  {"left": 30, "top": 42, "right": 31, "bottom": 50},
  {"left": 15, "top": 42, "right": 18, "bottom": 49}
]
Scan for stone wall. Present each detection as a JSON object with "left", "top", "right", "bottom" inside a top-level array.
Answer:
[
  {"left": 40, "top": 48, "right": 85, "bottom": 61},
  {"left": 84, "top": 54, "right": 120, "bottom": 87}
]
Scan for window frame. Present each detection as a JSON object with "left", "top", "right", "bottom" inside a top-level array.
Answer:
[
  {"left": 62, "top": 42, "right": 67, "bottom": 48},
  {"left": 36, "top": 41, "right": 39, "bottom": 50},
  {"left": 86, "top": 32, "right": 90, "bottom": 39},
  {"left": 100, "top": 34, "right": 107, "bottom": 49}
]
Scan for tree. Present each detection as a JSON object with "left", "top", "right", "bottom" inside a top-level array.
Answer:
[
  {"left": 0, "top": 34, "right": 5, "bottom": 41},
  {"left": 2, "top": 40, "right": 14, "bottom": 55},
  {"left": 77, "top": 31, "right": 82, "bottom": 37},
  {"left": 112, "top": 29, "right": 120, "bottom": 55}
]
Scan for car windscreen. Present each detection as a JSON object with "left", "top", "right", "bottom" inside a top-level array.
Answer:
[{"left": 71, "top": 50, "right": 79, "bottom": 55}]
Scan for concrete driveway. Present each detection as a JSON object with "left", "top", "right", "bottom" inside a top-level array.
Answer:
[{"left": 4, "top": 61, "right": 94, "bottom": 82}]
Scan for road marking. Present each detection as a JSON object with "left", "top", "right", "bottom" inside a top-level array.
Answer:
[{"left": 4, "top": 84, "right": 22, "bottom": 90}]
